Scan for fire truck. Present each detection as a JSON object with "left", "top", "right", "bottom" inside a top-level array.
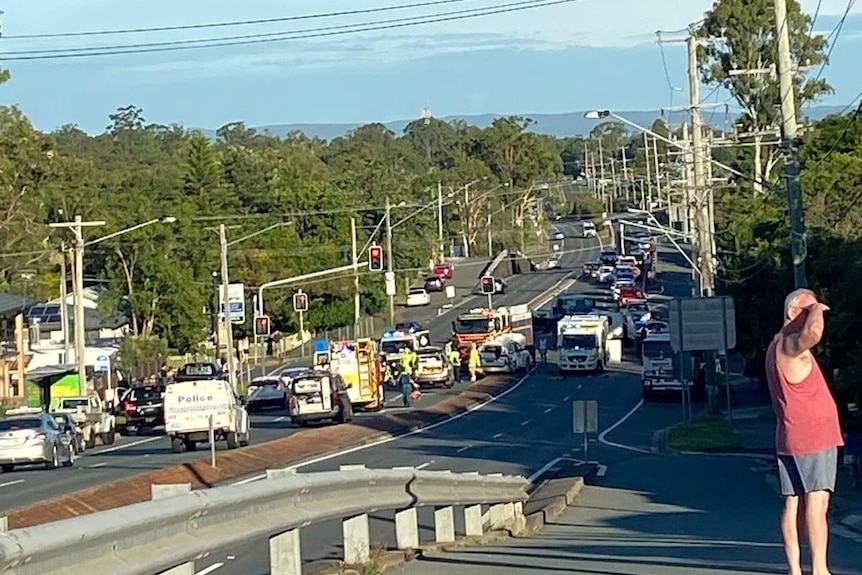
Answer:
[
  {"left": 326, "top": 338, "right": 385, "bottom": 411},
  {"left": 451, "top": 305, "right": 534, "bottom": 360}
]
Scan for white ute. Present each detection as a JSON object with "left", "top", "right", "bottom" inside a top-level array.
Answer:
[
  {"left": 54, "top": 395, "right": 116, "bottom": 449},
  {"left": 164, "top": 379, "right": 250, "bottom": 453}
]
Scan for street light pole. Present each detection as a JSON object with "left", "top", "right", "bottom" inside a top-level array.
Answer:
[
  {"left": 219, "top": 224, "right": 237, "bottom": 393},
  {"left": 437, "top": 182, "right": 445, "bottom": 262},
  {"left": 385, "top": 197, "right": 395, "bottom": 324}
]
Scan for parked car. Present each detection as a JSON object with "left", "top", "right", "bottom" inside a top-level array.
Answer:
[
  {"left": 406, "top": 287, "right": 431, "bottom": 307},
  {"left": 423, "top": 275, "right": 445, "bottom": 292},
  {"left": 0, "top": 413, "right": 75, "bottom": 472},
  {"left": 246, "top": 377, "right": 289, "bottom": 412},
  {"left": 117, "top": 384, "right": 165, "bottom": 435}
]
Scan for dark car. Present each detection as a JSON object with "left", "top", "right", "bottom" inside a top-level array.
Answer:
[
  {"left": 246, "top": 377, "right": 289, "bottom": 412},
  {"left": 424, "top": 275, "right": 445, "bottom": 292},
  {"left": 51, "top": 412, "right": 85, "bottom": 454},
  {"left": 117, "top": 385, "right": 165, "bottom": 435},
  {"left": 493, "top": 277, "right": 508, "bottom": 294},
  {"left": 599, "top": 250, "right": 618, "bottom": 266},
  {"left": 175, "top": 362, "right": 224, "bottom": 382}
]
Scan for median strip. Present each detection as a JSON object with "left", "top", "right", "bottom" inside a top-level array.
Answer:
[{"left": 5, "top": 373, "right": 523, "bottom": 529}]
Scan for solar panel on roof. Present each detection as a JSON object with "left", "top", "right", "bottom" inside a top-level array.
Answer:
[
  {"left": 45, "top": 305, "right": 60, "bottom": 314},
  {"left": 46, "top": 315, "right": 61, "bottom": 323},
  {"left": 28, "top": 306, "right": 45, "bottom": 316}
]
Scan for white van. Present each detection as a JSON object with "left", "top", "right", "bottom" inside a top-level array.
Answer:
[{"left": 164, "top": 379, "right": 250, "bottom": 453}]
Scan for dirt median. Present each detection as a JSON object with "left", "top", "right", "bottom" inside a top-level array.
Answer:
[{"left": 6, "top": 373, "right": 523, "bottom": 529}]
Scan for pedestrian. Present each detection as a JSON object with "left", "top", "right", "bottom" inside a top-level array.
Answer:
[
  {"left": 398, "top": 369, "right": 414, "bottom": 407},
  {"left": 538, "top": 336, "right": 548, "bottom": 364},
  {"left": 468, "top": 343, "right": 480, "bottom": 383},
  {"left": 765, "top": 289, "right": 843, "bottom": 575},
  {"left": 843, "top": 420, "right": 860, "bottom": 488},
  {"left": 447, "top": 345, "right": 462, "bottom": 383}
]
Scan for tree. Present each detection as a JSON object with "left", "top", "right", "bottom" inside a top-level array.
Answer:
[{"left": 696, "top": 0, "right": 830, "bottom": 192}]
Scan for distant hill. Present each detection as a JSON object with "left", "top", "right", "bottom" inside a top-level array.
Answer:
[{"left": 202, "top": 106, "right": 850, "bottom": 141}]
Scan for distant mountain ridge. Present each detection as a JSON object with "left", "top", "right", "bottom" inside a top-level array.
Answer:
[{"left": 202, "top": 106, "right": 850, "bottom": 141}]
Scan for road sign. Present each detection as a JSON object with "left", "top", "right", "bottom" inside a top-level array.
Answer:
[
  {"left": 384, "top": 271, "right": 396, "bottom": 296},
  {"left": 572, "top": 400, "right": 598, "bottom": 434},
  {"left": 668, "top": 296, "right": 736, "bottom": 352},
  {"left": 95, "top": 354, "right": 110, "bottom": 373},
  {"left": 218, "top": 283, "right": 246, "bottom": 324}
]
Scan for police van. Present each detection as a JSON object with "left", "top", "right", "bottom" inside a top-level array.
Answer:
[{"left": 164, "top": 378, "right": 250, "bottom": 453}]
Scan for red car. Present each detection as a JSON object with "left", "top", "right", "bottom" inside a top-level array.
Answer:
[
  {"left": 619, "top": 285, "right": 645, "bottom": 304},
  {"left": 433, "top": 263, "right": 454, "bottom": 280}
]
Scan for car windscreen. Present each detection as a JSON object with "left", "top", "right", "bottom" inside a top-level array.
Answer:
[
  {"left": 381, "top": 340, "right": 413, "bottom": 354},
  {"left": 0, "top": 418, "right": 41, "bottom": 431},
  {"left": 561, "top": 334, "right": 596, "bottom": 349},
  {"left": 129, "top": 387, "right": 163, "bottom": 402},
  {"left": 643, "top": 340, "right": 674, "bottom": 359},
  {"left": 292, "top": 378, "right": 323, "bottom": 395}
]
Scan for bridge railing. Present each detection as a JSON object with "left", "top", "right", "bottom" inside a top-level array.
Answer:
[{"left": 0, "top": 466, "right": 529, "bottom": 575}]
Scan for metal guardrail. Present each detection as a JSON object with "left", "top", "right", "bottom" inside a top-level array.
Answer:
[{"left": 0, "top": 466, "right": 529, "bottom": 575}]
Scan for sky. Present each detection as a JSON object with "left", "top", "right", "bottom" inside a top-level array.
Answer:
[{"left": 0, "top": 0, "right": 860, "bottom": 133}]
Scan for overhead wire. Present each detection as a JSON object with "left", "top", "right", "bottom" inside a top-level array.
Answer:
[
  {"left": 1, "top": 0, "right": 474, "bottom": 39},
  {"left": 808, "top": 0, "right": 856, "bottom": 87},
  {"left": 0, "top": 0, "right": 578, "bottom": 61}
]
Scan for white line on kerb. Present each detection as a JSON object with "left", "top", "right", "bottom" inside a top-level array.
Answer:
[{"left": 597, "top": 399, "right": 649, "bottom": 454}]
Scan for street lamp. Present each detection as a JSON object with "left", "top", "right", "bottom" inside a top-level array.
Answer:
[
  {"left": 217, "top": 221, "right": 293, "bottom": 393},
  {"left": 49, "top": 215, "right": 178, "bottom": 394}
]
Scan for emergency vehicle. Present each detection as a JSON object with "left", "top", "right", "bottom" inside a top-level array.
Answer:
[
  {"left": 556, "top": 315, "right": 609, "bottom": 373},
  {"left": 327, "top": 338, "right": 385, "bottom": 411},
  {"left": 451, "top": 304, "right": 533, "bottom": 360},
  {"left": 379, "top": 325, "right": 430, "bottom": 368}
]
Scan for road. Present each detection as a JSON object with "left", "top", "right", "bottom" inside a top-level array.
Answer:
[
  {"left": 390, "top": 452, "right": 862, "bottom": 575},
  {"left": 0, "top": 220, "right": 598, "bottom": 516}
]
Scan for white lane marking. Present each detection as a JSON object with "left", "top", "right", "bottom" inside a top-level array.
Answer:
[
  {"left": 563, "top": 396, "right": 571, "bottom": 402},
  {"left": 0, "top": 480, "right": 24, "bottom": 488},
  {"left": 577, "top": 384, "right": 583, "bottom": 390},
  {"left": 195, "top": 563, "right": 224, "bottom": 575},
  {"left": 91, "top": 436, "right": 161, "bottom": 455},
  {"left": 596, "top": 464, "right": 608, "bottom": 477},
  {"left": 597, "top": 399, "right": 650, "bottom": 454},
  {"left": 87, "top": 462, "right": 107, "bottom": 469},
  {"left": 543, "top": 407, "right": 553, "bottom": 414},
  {"left": 527, "top": 456, "right": 584, "bottom": 485},
  {"left": 492, "top": 433, "right": 504, "bottom": 440},
  {"left": 456, "top": 445, "right": 471, "bottom": 453},
  {"left": 521, "top": 419, "right": 532, "bottom": 426},
  {"left": 416, "top": 461, "right": 433, "bottom": 470},
  {"left": 273, "top": 416, "right": 286, "bottom": 422}
]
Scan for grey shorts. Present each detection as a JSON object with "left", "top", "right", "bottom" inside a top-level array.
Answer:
[{"left": 777, "top": 447, "right": 838, "bottom": 496}]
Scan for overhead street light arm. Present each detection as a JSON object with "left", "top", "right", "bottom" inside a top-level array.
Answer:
[
  {"left": 82, "top": 216, "right": 177, "bottom": 247},
  {"left": 226, "top": 221, "right": 293, "bottom": 247}
]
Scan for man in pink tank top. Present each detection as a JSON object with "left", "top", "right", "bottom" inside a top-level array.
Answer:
[{"left": 766, "top": 288, "right": 843, "bottom": 575}]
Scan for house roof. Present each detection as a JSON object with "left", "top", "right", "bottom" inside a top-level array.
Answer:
[
  {"left": 0, "top": 292, "right": 39, "bottom": 316},
  {"left": 27, "top": 302, "right": 127, "bottom": 332}
]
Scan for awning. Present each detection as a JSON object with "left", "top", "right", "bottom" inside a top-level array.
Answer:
[{"left": 27, "top": 364, "right": 77, "bottom": 380}]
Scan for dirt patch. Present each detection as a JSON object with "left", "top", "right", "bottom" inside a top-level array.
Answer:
[{"left": 6, "top": 374, "right": 521, "bottom": 529}]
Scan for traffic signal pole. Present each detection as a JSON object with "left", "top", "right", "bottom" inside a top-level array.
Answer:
[{"left": 385, "top": 197, "right": 395, "bottom": 324}]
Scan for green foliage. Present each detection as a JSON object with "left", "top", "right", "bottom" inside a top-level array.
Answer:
[{"left": 116, "top": 336, "right": 169, "bottom": 371}]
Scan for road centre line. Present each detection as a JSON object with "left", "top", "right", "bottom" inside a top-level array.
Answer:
[
  {"left": 87, "top": 462, "right": 107, "bottom": 469},
  {"left": 543, "top": 407, "right": 553, "bottom": 413},
  {"left": 492, "top": 433, "right": 504, "bottom": 440},
  {"left": 456, "top": 445, "right": 471, "bottom": 453},
  {"left": 415, "top": 461, "right": 433, "bottom": 470},
  {"left": 90, "top": 435, "right": 161, "bottom": 456},
  {"left": 195, "top": 563, "right": 224, "bottom": 575},
  {"left": 0, "top": 480, "right": 24, "bottom": 488},
  {"left": 520, "top": 419, "right": 532, "bottom": 426}
]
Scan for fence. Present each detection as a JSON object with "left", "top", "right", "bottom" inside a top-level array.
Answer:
[{"left": 0, "top": 466, "right": 529, "bottom": 575}]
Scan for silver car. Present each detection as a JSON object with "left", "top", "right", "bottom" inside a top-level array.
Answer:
[{"left": 0, "top": 413, "right": 75, "bottom": 472}]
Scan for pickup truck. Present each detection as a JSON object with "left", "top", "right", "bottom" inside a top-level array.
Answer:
[{"left": 54, "top": 395, "right": 116, "bottom": 449}]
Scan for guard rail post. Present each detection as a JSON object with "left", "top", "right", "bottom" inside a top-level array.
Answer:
[
  {"left": 393, "top": 466, "right": 420, "bottom": 549},
  {"left": 464, "top": 504, "right": 483, "bottom": 537},
  {"left": 153, "top": 484, "right": 193, "bottom": 575},
  {"left": 340, "top": 465, "right": 371, "bottom": 564},
  {"left": 269, "top": 528, "right": 302, "bottom": 575},
  {"left": 434, "top": 506, "right": 455, "bottom": 543}
]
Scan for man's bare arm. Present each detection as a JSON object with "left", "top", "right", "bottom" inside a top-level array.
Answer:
[{"left": 782, "top": 304, "right": 827, "bottom": 357}]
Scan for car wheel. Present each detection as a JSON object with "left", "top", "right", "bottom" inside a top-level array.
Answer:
[
  {"left": 62, "top": 448, "right": 75, "bottom": 468},
  {"left": 171, "top": 437, "right": 184, "bottom": 453},
  {"left": 45, "top": 446, "right": 58, "bottom": 470}
]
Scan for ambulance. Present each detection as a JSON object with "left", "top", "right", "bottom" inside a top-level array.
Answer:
[
  {"left": 327, "top": 338, "right": 385, "bottom": 411},
  {"left": 556, "top": 315, "right": 609, "bottom": 373}
]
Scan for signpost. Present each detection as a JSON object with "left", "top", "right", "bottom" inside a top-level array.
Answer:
[
  {"left": 218, "top": 283, "right": 246, "bottom": 324},
  {"left": 572, "top": 400, "right": 599, "bottom": 462},
  {"left": 669, "top": 296, "right": 737, "bottom": 421}
]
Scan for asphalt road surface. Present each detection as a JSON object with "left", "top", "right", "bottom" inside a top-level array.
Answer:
[{"left": 0, "top": 221, "right": 598, "bottom": 516}]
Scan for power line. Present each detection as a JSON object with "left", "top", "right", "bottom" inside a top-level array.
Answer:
[
  {"left": 1, "top": 0, "right": 473, "bottom": 39},
  {"left": 0, "top": 0, "right": 577, "bottom": 61}
]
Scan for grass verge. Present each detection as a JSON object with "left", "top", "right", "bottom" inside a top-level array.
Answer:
[{"left": 666, "top": 415, "right": 743, "bottom": 452}]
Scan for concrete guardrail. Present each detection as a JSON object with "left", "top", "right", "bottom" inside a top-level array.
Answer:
[{"left": 0, "top": 466, "right": 529, "bottom": 575}]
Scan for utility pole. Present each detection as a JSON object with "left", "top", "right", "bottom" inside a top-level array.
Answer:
[
  {"left": 774, "top": 0, "right": 807, "bottom": 288},
  {"left": 688, "top": 31, "right": 715, "bottom": 296},
  {"left": 351, "top": 217, "right": 361, "bottom": 325},
  {"left": 385, "top": 197, "right": 395, "bottom": 324},
  {"left": 437, "top": 182, "right": 445, "bottom": 262},
  {"left": 49, "top": 216, "right": 105, "bottom": 394},
  {"left": 652, "top": 136, "right": 663, "bottom": 209},
  {"left": 219, "top": 224, "right": 237, "bottom": 393},
  {"left": 621, "top": 148, "right": 629, "bottom": 202},
  {"left": 59, "top": 243, "right": 71, "bottom": 364}
]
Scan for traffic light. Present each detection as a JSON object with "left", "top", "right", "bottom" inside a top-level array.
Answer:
[
  {"left": 293, "top": 292, "right": 309, "bottom": 313},
  {"left": 480, "top": 275, "right": 495, "bottom": 294},
  {"left": 254, "top": 315, "right": 271, "bottom": 336},
  {"left": 369, "top": 245, "right": 384, "bottom": 271}
]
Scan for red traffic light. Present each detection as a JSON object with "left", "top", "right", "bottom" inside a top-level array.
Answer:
[
  {"left": 369, "top": 245, "right": 384, "bottom": 271},
  {"left": 480, "top": 275, "right": 495, "bottom": 294},
  {"left": 254, "top": 315, "right": 271, "bottom": 336},
  {"left": 293, "top": 292, "right": 309, "bottom": 312}
]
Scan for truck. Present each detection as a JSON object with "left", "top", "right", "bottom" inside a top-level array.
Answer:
[
  {"left": 556, "top": 315, "right": 609, "bottom": 373},
  {"left": 328, "top": 338, "right": 385, "bottom": 411},
  {"left": 452, "top": 306, "right": 521, "bottom": 361},
  {"left": 164, "top": 378, "right": 250, "bottom": 453},
  {"left": 54, "top": 394, "right": 117, "bottom": 449},
  {"left": 640, "top": 332, "right": 683, "bottom": 400}
]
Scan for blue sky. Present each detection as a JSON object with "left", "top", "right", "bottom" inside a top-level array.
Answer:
[{"left": 1, "top": 0, "right": 860, "bottom": 133}]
